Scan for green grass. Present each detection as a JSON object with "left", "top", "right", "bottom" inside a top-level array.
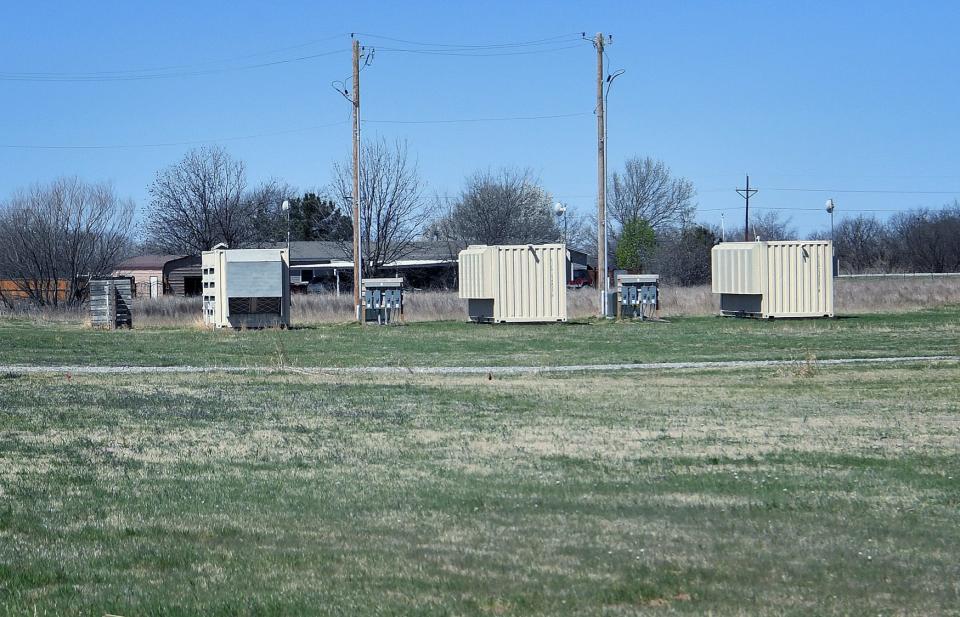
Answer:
[
  {"left": 1, "top": 363, "right": 959, "bottom": 616},
  {"left": 1, "top": 307, "right": 959, "bottom": 367}
]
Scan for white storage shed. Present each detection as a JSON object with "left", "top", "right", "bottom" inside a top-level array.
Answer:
[
  {"left": 458, "top": 244, "right": 567, "bottom": 323},
  {"left": 201, "top": 247, "right": 290, "bottom": 328},
  {"left": 712, "top": 240, "right": 834, "bottom": 318}
]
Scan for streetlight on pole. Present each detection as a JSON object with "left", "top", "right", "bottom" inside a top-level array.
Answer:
[
  {"left": 599, "top": 65, "right": 625, "bottom": 319},
  {"left": 825, "top": 199, "right": 835, "bottom": 242},
  {"left": 554, "top": 202, "right": 569, "bottom": 282},
  {"left": 826, "top": 198, "right": 838, "bottom": 276},
  {"left": 281, "top": 199, "right": 291, "bottom": 254},
  {"left": 553, "top": 201, "right": 568, "bottom": 243}
]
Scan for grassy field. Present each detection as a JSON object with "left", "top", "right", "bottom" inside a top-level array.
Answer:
[
  {"left": 0, "top": 308, "right": 958, "bottom": 368},
  {"left": 1, "top": 362, "right": 958, "bottom": 616}
]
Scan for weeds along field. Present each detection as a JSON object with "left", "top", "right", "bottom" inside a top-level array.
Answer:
[
  {"left": 1, "top": 363, "right": 958, "bottom": 616},
  {"left": 2, "top": 275, "right": 959, "bottom": 327}
]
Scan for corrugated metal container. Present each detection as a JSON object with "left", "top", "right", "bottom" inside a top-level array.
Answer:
[
  {"left": 201, "top": 247, "right": 290, "bottom": 328},
  {"left": 712, "top": 241, "right": 834, "bottom": 318},
  {"left": 89, "top": 277, "right": 134, "bottom": 328},
  {"left": 458, "top": 246, "right": 495, "bottom": 299},
  {"left": 458, "top": 244, "right": 567, "bottom": 323}
]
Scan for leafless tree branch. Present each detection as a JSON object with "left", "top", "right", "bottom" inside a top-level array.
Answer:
[{"left": 0, "top": 177, "right": 134, "bottom": 307}]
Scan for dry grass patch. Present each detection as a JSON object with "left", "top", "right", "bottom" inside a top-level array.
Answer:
[
  {"left": 2, "top": 274, "right": 957, "bottom": 329},
  {"left": 1, "top": 364, "right": 958, "bottom": 616}
]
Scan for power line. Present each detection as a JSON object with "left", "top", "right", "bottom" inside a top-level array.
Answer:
[
  {"left": 375, "top": 43, "right": 585, "bottom": 57},
  {"left": 363, "top": 111, "right": 591, "bottom": 124},
  {"left": 759, "top": 206, "right": 930, "bottom": 212},
  {"left": 691, "top": 186, "right": 960, "bottom": 195},
  {"left": 433, "top": 193, "right": 594, "bottom": 201},
  {"left": 0, "top": 121, "right": 350, "bottom": 149},
  {"left": 0, "top": 110, "right": 590, "bottom": 149},
  {"left": 699, "top": 205, "right": 938, "bottom": 213},
  {"left": 0, "top": 34, "right": 347, "bottom": 78},
  {"left": 0, "top": 49, "right": 348, "bottom": 82},
  {"left": 352, "top": 32, "right": 584, "bottom": 49},
  {"left": 0, "top": 32, "right": 585, "bottom": 82},
  {"left": 767, "top": 187, "right": 960, "bottom": 195}
]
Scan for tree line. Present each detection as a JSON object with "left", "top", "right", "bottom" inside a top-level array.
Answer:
[
  {"left": 825, "top": 207, "right": 960, "bottom": 273},
  {"left": 1, "top": 141, "right": 958, "bottom": 307}
]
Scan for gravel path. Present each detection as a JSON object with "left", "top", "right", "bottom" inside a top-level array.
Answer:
[{"left": 0, "top": 355, "right": 956, "bottom": 376}]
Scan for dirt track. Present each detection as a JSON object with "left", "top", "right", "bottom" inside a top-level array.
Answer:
[{"left": 0, "top": 355, "right": 956, "bottom": 376}]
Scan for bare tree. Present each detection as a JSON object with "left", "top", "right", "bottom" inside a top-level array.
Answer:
[
  {"left": 431, "top": 168, "right": 560, "bottom": 249},
  {"left": 608, "top": 157, "right": 696, "bottom": 231},
  {"left": 831, "top": 215, "right": 892, "bottom": 273},
  {"left": 145, "top": 146, "right": 249, "bottom": 253},
  {"left": 888, "top": 203, "right": 960, "bottom": 272},
  {"left": 0, "top": 177, "right": 134, "bottom": 307},
  {"left": 246, "top": 184, "right": 352, "bottom": 246},
  {"left": 750, "top": 210, "right": 796, "bottom": 241},
  {"left": 332, "top": 139, "right": 430, "bottom": 274},
  {"left": 649, "top": 224, "right": 719, "bottom": 285},
  {"left": 243, "top": 179, "right": 297, "bottom": 246},
  {"left": 560, "top": 210, "right": 596, "bottom": 254}
]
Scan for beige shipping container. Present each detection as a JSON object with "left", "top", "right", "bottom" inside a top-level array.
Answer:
[
  {"left": 201, "top": 247, "right": 291, "bottom": 328},
  {"left": 712, "top": 240, "right": 834, "bottom": 318},
  {"left": 458, "top": 244, "right": 567, "bottom": 323}
]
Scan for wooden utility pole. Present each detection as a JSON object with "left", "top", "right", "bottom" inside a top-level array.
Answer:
[
  {"left": 595, "top": 32, "right": 607, "bottom": 317},
  {"left": 736, "top": 174, "right": 757, "bottom": 242},
  {"left": 351, "top": 38, "right": 362, "bottom": 320}
]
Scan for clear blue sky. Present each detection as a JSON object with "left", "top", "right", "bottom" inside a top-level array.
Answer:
[{"left": 2, "top": 0, "right": 958, "bottom": 237}]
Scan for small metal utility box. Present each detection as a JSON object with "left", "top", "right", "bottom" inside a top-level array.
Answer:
[
  {"left": 201, "top": 247, "right": 290, "bottom": 328},
  {"left": 458, "top": 243, "right": 567, "bottom": 323},
  {"left": 616, "top": 274, "right": 659, "bottom": 320},
  {"left": 712, "top": 240, "right": 834, "bottom": 318},
  {"left": 363, "top": 277, "right": 404, "bottom": 324},
  {"left": 89, "top": 277, "right": 134, "bottom": 329}
]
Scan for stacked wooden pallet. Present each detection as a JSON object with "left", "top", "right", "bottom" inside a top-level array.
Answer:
[{"left": 89, "top": 278, "right": 134, "bottom": 329}]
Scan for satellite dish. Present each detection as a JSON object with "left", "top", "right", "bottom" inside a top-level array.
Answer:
[
  {"left": 553, "top": 202, "right": 567, "bottom": 216},
  {"left": 825, "top": 199, "right": 835, "bottom": 214},
  {"left": 281, "top": 199, "right": 291, "bottom": 211}
]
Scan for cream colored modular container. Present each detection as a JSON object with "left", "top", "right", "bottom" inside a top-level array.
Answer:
[
  {"left": 201, "top": 247, "right": 290, "bottom": 328},
  {"left": 458, "top": 244, "right": 567, "bottom": 323},
  {"left": 712, "top": 241, "right": 834, "bottom": 318}
]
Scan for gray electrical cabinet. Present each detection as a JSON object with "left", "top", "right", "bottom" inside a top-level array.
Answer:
[
  {"left": 201, "top": 247, "right": 290, "bottom": 329},
  {"left": 363, "top": 277, "right": 404, "bottom": 324},
  {"left": 616, "top": 274, "right": 659, "bottom": 320}
]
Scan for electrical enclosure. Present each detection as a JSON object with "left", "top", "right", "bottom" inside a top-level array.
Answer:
[
  {"left": 201, "top": 248, "right": 290, "bottom": 328},
  {"left": 712, "top": 240, "right": 834, "bottom": 318},
  {"left": 458, "top": 244, "right": 567, "bottom": 323},
  {"left": 616, "top": 273, "right": 659, "bottom": 319},
  {"left": 363, "top": 277, "right": 404, "bottom": 324}
]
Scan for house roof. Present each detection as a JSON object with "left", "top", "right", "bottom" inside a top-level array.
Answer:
[
  {"left": 114, "top": 254, "right": 186, "bottom": 270},
  {"left": 261, "top": 241, "right": 457, "bottom": 263},
  {"left": 273, "top": 241, "right": 596, "bottom": 267},
  {"left": 118, "top": 243, "right": 592, "bottom": 271}
]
